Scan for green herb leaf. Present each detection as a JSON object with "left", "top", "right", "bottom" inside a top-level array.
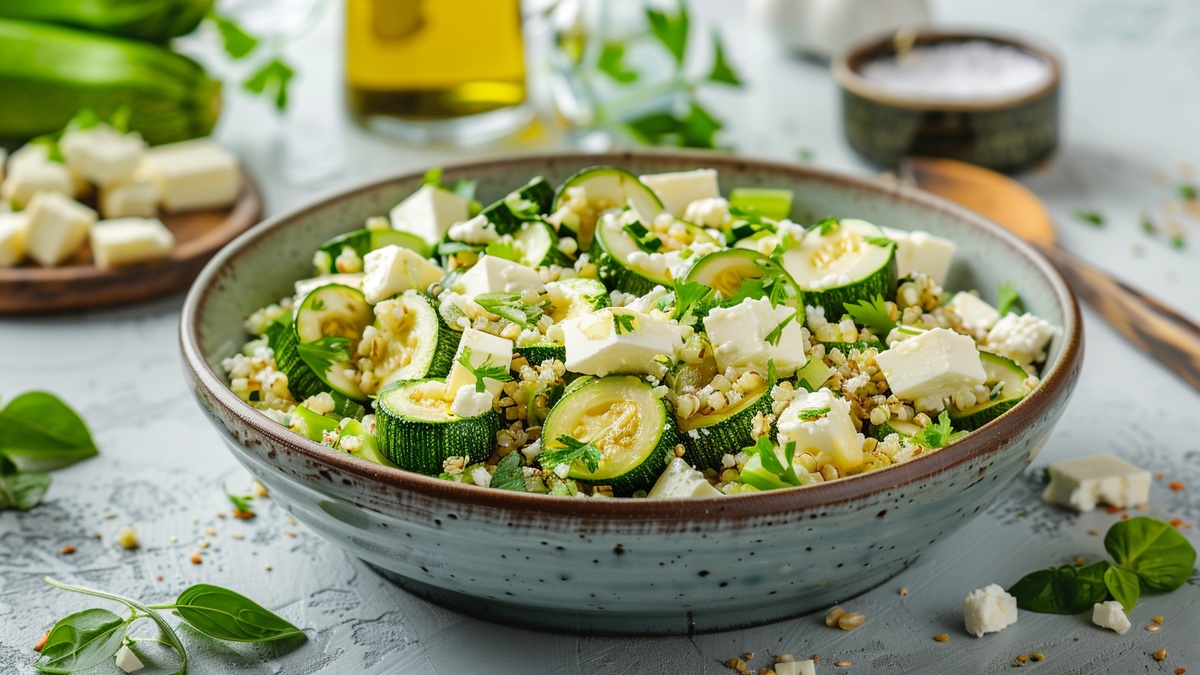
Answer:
[
  {"left": 1073, "top": 210, "right": 1104, "bottom": 227},
  {"left": 814, "top": 217, "right": 840, "bottom": 237},
  {"left": 223, "top": 483, "right": 254, "bottom": 514},
  {"left": 422, "top": 167, "right": 444, "bottom": 187},
  {"left": 540, "top": 435, "right": 603, "bottom": 473},
  {"left": 107, "top": 106, "right": 132, "bottom": 134},
  {"left": 0, "top": 455, "right": 51, "bottom": 511},
  {"left": 645, "top": 2, "right": 690, "bottom": 67},
  {"left": 549, "top": 478, "right": 578, "bottom": 496},
  {"left": 743, "top": 436, "right": 803, "bottom": 486},
  {"left": 996, "top": 282, "right": 1023, "bottom": 316},
  {"left": 911, "top": 411, "right": 964, "bottom": 449},
  {"left": 798, "top": 406, "right": 830, "bottom": 421},
  {"left": 296, "top": 336, "right": 352, "bottom": 376},
  {"left": 33, "top": 608, "right": 127, "bottom": 674},
  {"left": 598, "top": 42, "right": 639, "bottom": 83},
  {"left": 612, "top": 312, "right": 637, "bottom": 335},
  {"left": 764, "top": 310, "right": 798, "bottom": 347},
  {"left": 671, "top": 279, "right": 720, "bottom": 327},
  {"left": 243, "top": 58, "right": 295, "bottom": 111},
  {"left": 211, "top": 13, "right": 260, "bottom": 59},
  {"left": 1141, "top": 216, "right": 1156, "bottom": 234},
  {"left": 168, "top": 584, "right": 304, "bottom": 643},
  {"left": 1104, "top": 564, "right": 1141, "bottom": 612},
  {"left": 1179, "top": 184, "right": 1198, "bottom": 201},
  {"left": 475, "top": 293, "right": 543, "bottom": 329},
  {"left": 842, "top": 295, "right": 896, "bottom": 335},
  {"left": 457, "top": 346, "right": 513, "bottom": 394},
  {"left": 0, "top": 392, "right": 98, "bottom": 471},
  {"left": 491, "top": 451, "right": 527, "bottom": 491},
  {"left": 1008, "top": 562, "right": 1110, "bottom": 614},
  {"left": 863, "top": 235, "right": 894, "bottom": 248},
  {"left": 624, "top": 102, "right": 724, "bottom": 149},
  {"left": 622, "top": 220, "right": 663, "bottom": 253},
  {"left": 484, "top": 238, "right": 523, "bottom": 263},
  {"left": 1104, "top": 517, "right": 1197, "bottom": 593},
  {"left": 706, "top": 31, "right": 742, "bottom": 86},
  {"left": 723, "top": 258, "right": 797, "bottom": 309},
  {"left": 1171, "top": 234, "right": 1186, "bottom": 250}
]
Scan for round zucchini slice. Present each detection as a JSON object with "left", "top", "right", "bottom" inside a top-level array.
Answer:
[
  {"left": 546, "top": 277, "right": 610, "bottom": 324},
  {"left": 376, "top": 379, "right": 501, "bottom": 475},
  {"left": 678, "top": 379, "right": 774, "bottom": 471},
  {"left": 781, "top": 218, "right": 897, "bottom": 320},
  {"left": 265, "top": 315, "right": 326, "bottom": 401},
  {"left": 313, "top": 228, "right": 432, "bottom": 274},
  {"left": 540, "top": 376, "right": 680, "bottom": 495},
  {"left": 294, "top": 284, "right": 374, "bottom": 401},
  {"left": 552, "top": 166, "right": 664, "bottom": 247},
  {"left": 590, "top": 212, "right": 672, "bottom": 295},
  {"left": 683, "top": 249, "right": 801, "bottom": 317},
  {"left": 480, "top": 176, "right": 555, "bottom": 235},
  {"left": 948, "top": 352, "right": 1032, "bottom": 431},
  {"left": 358, "top": 290, "right": 461, "bottom": 396}
]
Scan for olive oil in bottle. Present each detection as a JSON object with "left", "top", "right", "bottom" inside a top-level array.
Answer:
[{"left": 345, "top": 0, "right": 530, "bottom": 142}]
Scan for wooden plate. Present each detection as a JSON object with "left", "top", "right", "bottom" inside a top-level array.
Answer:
[{"left": 0, "top": 171, "right": 262, "bottom": 314}]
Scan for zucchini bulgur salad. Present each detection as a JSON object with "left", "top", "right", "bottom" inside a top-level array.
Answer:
[{"left": 223, "top": 166, "right": 1058, "bottom": 498}]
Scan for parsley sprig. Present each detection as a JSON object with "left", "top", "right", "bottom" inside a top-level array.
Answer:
[
  {"left": 295, "top": 336, "right": 353, "bottom": 375},
  {"left": 723, "top": 258, "right": 798, "bottom": 309},
  {"left": 612, "top": 312, "right": 637, "bottom": 335},
  {"left": 842, "top": 295, "right": 897, "bottom": 335},
  {"left": 744, "top": 436, "right": 804, "bottom": 487},
  {"left": 764, "top": 310, "right": 798, "bottom": 347},
  {"left": 911, "top": 412, "right": 965, "bottom": 449},
  {"left": 458, "top": 346, "right": 513, "bottom": 394},
  {"left": 671, "top": 279, "right": 721, "bottom": 327},
  {"left": 539, "top": 435, "right": 603, "bottom": 473},
  {"left": 475, "top": 293, "right": 544, "bottom": 329},
  {"left": 422, "top": 167, "right": 480, "bottom": 212}
]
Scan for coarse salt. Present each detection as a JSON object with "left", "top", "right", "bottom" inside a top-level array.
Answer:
[{"left": 858, "top": 41, "right": 1052, "bottom": 102}]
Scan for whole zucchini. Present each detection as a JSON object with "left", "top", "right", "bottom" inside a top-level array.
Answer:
[
  {"left": 0, "top": 19, "right": 220, "bottom": 147},
  {"left": 0, "top": 0, "right": 214, "bottom": 42}
]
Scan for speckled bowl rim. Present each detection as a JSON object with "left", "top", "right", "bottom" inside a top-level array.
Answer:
[
  {"left": 833, "top": 28, "right": 1063, "bottom": 112},
  {"left": 180, "top": 149, "right": 1082, "bottom": 522}
]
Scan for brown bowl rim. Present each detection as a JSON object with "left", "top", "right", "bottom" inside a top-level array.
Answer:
[
  {"left": 833, "top": 28, "right": 1063, "bottom": 112},
  {"left": 180, "top": 149, "right": 1082, "bottom": 522}
]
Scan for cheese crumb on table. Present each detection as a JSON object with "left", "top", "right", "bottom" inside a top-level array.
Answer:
[
  {"left": 114, "top": 644, "right": 144, "bottom": 673},
  {"left": 1092, "top": 601, "right": 1132, "bottom": 634},
  {"left": 963, "top": 584, "right": 1018, "bottom": 637},
  {"left": 1043, "top": 453, "right": 1151, "bottom": 512}
]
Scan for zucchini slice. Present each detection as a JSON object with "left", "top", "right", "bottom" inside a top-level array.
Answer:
[
  {"left": 678, "top": 374, "right": 775, "bottom": 471},
  {"left": 738, "top": 451, "right": 812, "bottom": 491},
  {"left": 376, "top": 379, "right": 501, "bottom": 475},
  {"left": 289, "top": 405, "right": 339, "bottom": 442},
  {"left": 590, "top": 212, "right": 672, "bottom": 295},
  {"left": 294, "top": 284, "right": 373, "bottom": 401},
  {"left": 729, "top": 187, "right": 793, "bottom": 221},
  {"left": 336, "top": 419, "right": 398, "bottom": 468},
  {"left": 358, "top": 290, "right": 461, "bottom": 396},
  {"left": 546, "top": 277, "right": 610, "bottom": 323},
  {"left": 313, "top": 228, "right": 432, "bottom": 274},
  {"left": 683, "top": 249, "right": 800, "bottom": 313},
  {"left": 781, "top": 218, "right": 897, "bottom": 320},
  {"left": 552, "top": 166, "right": 664, "bottom": 247},
  {"left": 540, "top": 376, "right": 680, "bottom": 495},
  {"left": 480, "top": 176, "right": 555, "bottom": 235},
  {"left": 514, "top": 220, "right": 572, "bottom": 268},
  {"left": 515, "top": 343, "right": 566, "bottom": 367},
  {"left": 948, "top": 352, "right": 1032, "bottom": 431},
  {"left": 265, "top": 315, "right": 326, "bottom": 401},
  {"left": 873, "top": 418, "right": 923, "bottom": 441}
]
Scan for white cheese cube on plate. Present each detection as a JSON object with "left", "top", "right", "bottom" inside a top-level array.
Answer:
[
  {"left": 776, "top": 388, "right": 863, "bottom": 473},
  {"left": 361, "top": 245, "right": 443, "bottom": 303},
  {"left": 639, "top": 169, "right": 720, "bottom": 217},
  {"left": 445, "top": 328, "right": 514, "bottom": 400},
  {"left": 1, "top": 162, "right": 77, "bottom": 209},
  {"left": 100, "top": 177, "right": 159, "bottom": 219},
  {"left": 880, "top": 226, "right": 956, "bottom": 284},
  {"left": 647, "top": 457, "right": 723, "bottom": 498},
  {"left": 453, "top": 254, "right": 545, "bottom": 297},
  {"left": 60, "top": 123, "right": 145, "bottom": 187},
  {"left": 389, "top": 184, "right": 469, "bottom": 244},
  {"left": 963, "top": 584, "right": 1018, "bottom": 637},
  {"left": 7, "top": 143, "right": 49, "bottom": 175},
  {"left": 986, "top": 312, "right": 1056, "bottom": 366},
  {"left": 0, "top": 212, "right": 29, "bottom": 267},
  {"left": 114, "top": 644, "right": 144, "bottom": 673},
  {"left": 90, "top": 218, "right": 174, "bottom": 269},
  {"left": 1042, "top": 453, "right": 1151, "bottom": 512},
  {"left": 24, "top": 192, "right": 97, "bottom": 267},
  {"left": 949, "top": 292, "right": 1001, "bottom": 332},
  {"left": 141, "top": 138, "right": 240, "bottom": 212},
  {"left": 563, "top": 308, "right": 683, "bottom": 377},
  {"left": 874, "top": 327, "right": 986, "bottom": 401},
  {"left": 1092, "top": 601, "right": 1131, "bottom": 634},
  {"left": 703, "top": 297, "right": 809, "bottom": 376}
]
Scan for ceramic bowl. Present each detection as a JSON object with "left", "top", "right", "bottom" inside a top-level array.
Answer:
[
  {"left": 834, "top": 30, "right": 1062, "bottom": 172},
  {"left": 180, "top": 151, "right": 1082, "bottom": 636}
]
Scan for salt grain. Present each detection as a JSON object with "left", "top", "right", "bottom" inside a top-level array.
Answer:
[{"left": 859, "top": 41, "right": 1052, "bottom": 103}]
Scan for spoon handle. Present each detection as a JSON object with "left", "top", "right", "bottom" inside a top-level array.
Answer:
[{"left": 1036, "top": 243, "right": 1200, "bottom": 392}]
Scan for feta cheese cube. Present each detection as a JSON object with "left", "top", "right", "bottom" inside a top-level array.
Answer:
[
  {"left": 0, "top": 212, "right": 28, "bottom": 267},
  {"left": 60, "top": 123, "right": 145, "bottom": 187},
  {"left": 703, "top": 297, "right": 809, "bottom": 376},
  {"left": 99, "top": 177, "right": 159, "bottom": 219},
  {"left": 453, "top": 254, "right": 545, "bottom": 297},
  {"left": 880, "top": 226, "right": 956, "bottom": 284},
  {"left": 563, "top": 308, "right": 683, "bottom": 377},
  {"left": 450, "top": 385, "right": 494, "bottom": 418},
  {"left": 389, "top": 184, "right": 469, "bottom": 243},
  {"left": 445, "top": 328, "right": 514, "bottom": 400},
  {"left": 1092, "top": 601, "right": 1131, "bottom": 634},
  {"left": 639, "top": 169, "right": 720, "bottom": 217},
  {"left": 114, "top": 644, "right": 144, "bottom": 673},
  {"left": 773, "top": 660, "right": 816, "bottom": 675},
  {"left": 874, "top": 327, "right": 986, "bottom": 401},
  {"left": 1043, "top": 453, "right": 1151, "bottom": 512},
  {"left": 140, "top": 139, "right": 240, "bottom": 212},
  {"left": 1, "top": 162, "right": 76, "bottom": 209},
  {"left": 963, "top": 584, "right": 1018, "bottom": 637},
  {"left": 949, "top": 292, "right": 1001, "bottom": 332},
  {"left": 89, "top": 218, "right": 174, "bottom": 269},
  {"left": 986, "top": 312, "right": 1056, "bottom": 366},
  {"left": 361, "top": 245, "right": 443, "bottom": 303},
  {"left": 24, "top": 192, "right": 97, "bottom": 267},
  {"left": 777, "top": 389, "right": 863, "bottom": 473},
  {"left": 447, "top": 214, "right": 499, "bottom": 244},
  {"left": 647, "top": 457, "right": 723, "bottom": 498}
]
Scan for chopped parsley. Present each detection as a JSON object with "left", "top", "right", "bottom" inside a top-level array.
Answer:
[
  {"left": 996, "top": 281, "right": 1023, "bottom": 316},
  {"left": 612, "top": 312, "right": 637, "bottom": 335},
  {"left": 743, "top": 436, "right": 804, "bottom": 487},
  {"left": 764, "top": 310, "right": 798, "bottom": 347},
  {"left": 912, "top": 411, "right": 965, "bottom": 449},
  {"left": 814, "top": 216, "right": 840, "bottom": 236},
  {"left": 622, "top": 220, "right": 663, "bottom": 253},
  {"left": 1073, "top": 210, "right": 1104, "bottom": 227},
  {"left": 223, "top": 483, "right": 255, "bottom": 515},
  {"left": 797, "top": 407, "right": 830, "bottom": 421},
  {"left": 295, "top": 336, "right": 353, "bottom": 374},
  {"left": 458, "top": 346, "right": 513, "bottom": 394},
  {"left": 864, "top": 235, "right": 894, "bottom": 248},
  {"left": 1171, "top": 234, "right": 1186, "bottom": 250},
  {"left": 1141, "top": 216, "right": 1156, "bottom": 235},
  {"left": 842, "top": 295, "right": 896, "bottom": 335},
  {"left": 671, "top": 278, "right": 720, "bottom": 327},
  {"left": 540, "top": 435, "right": 603, "bottom": 473},
  {"left": 723, "top": 258, "right": 797, "bottom": 308},
  {"left": 770, "top": 228, "right": 800, "bottom": 257},
  {"left": 475, "top": 292, "right": 544, "bottom": 329}
]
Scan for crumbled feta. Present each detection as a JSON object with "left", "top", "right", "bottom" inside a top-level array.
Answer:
[
  {"left": 454, "top": 254, "right": 545, "bottom": 296},
  {"left": 963, "top": 584, "right": 1018, "bottom": 637},
  {"left": 1092, "top": 601, "right": 1131, "bottom": 634},
  {"left": 60, "top": 123, "right": 145, "bottom": 187},
  {"left": 447, "top": 214, "right": 499, "bottom": 244},
  {"left": 562, "top": 308, "right": 683, "bottom": 376},
  {"left": 776, "top": 388, "right": 864, "bottom": 473},
  {"left": 682, "top": 197, "right": 730, "bottom": 228},
  {"left": 880, "top": 226, "right": 957, "bottom": 284},
  {"left": 986, "top": 312, "right": 1056, "bottom": 366},
  {"left": 1043, "top": 453, "right": 1151, "bottom": 512},
  {"left": 444, "top": 328, "right": 514, "bottom": 400},
  {"left": 874, "top": 327, "right": 986, "bottom": 401},
  {"left": 450, "top": 385, "right": 494, "bottom": 418},
  {"left": 949, "top": 292, "right": 1001, "bottom": 332},
  {"left": 639, "top": 169, "right": 720, "bottom": 216},
  {"left": 703, "top": 297, "right": 809, "bottom": 376},
  {"left": 140, "top": 138, "right": 240, "bottom": 212},
  {"left": 89, "top": 217, "right": 174, "bottom": 269},
  {"left": 361, "top": 245, "right": 443, "bottom": 303},
  {"left": 23, "top": 192, "right": 97, "bottom": 267},
  {"left": 114, "top": 644, "right": 144, "bottom": 673},
  {"left": 647, "top": 457, "right": 722, "bottom": 498},
  {"left": 470, "top": 464, "right": 493, "bottom": 487}
]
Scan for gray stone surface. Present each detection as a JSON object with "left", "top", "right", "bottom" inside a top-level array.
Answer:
[{"left": 2, "top": 0, "right": 1199, "bottom": 673}]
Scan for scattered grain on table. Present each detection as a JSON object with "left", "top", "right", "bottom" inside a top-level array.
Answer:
[
  {"left": 1155, "top": 649, "right": 1168, "bottom": 662},
  {"left": 59, "top": 545, "right": 76, "bottom": 555},
  {"left": 116, "top": 527, "right": 139, "bottom": 550},
  {"left": 933, "top": 634, "right": 949, "bottom": 642}
]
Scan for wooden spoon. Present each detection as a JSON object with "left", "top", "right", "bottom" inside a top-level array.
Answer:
[{"left": 901, "top": 156, "right": 1200, "bottom": 393}]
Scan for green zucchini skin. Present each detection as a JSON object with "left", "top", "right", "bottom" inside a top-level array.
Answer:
[
  {"left": 589, "top": 226, "right": 668, "bottom": 296},
  {"left": 415, "top": 292, "right": 460, "bottom": 379},
  {"left": 948, "top": 352, "right": 1030, "bottom": 432},
  {"left": 678, "top": 386, "right": 775, "bottom": 471},
  {"left": 481, "top": 177, "right": 555, "bottom": 235},
  {"left": 265, "top": 316, "right": 326, "bottom": 401},
  {"left": 376, "top": 379, "right": 501, "bottom": 476},
  {"left": 0, "top": 0, "right": 212, "bottom": 41}
]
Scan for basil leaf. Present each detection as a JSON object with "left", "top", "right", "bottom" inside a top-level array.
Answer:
[
  {"left": 33, "top": 608, "right": 127, "bottom": 674},
  {"left": 0, "top": 455, "right": 51, "bottom": 511},
  {"left": 1104, "top": 564, "right": 1141, "bottom": 612},
  {"left": 598, "top": 42, "right": 639, "bottom": 83},
  {"left": 211, "top": 14, "right": 260, "bottom": 59},
  {"left": 1008, "top": 563, "right": 1109, "bottom": 614},
  {"left": 1105, "top": 517, "right": 1197, "bottom": 592},
  {"left": 243, "top": 58, "right": 295, "bottom": 111},
  {"left": 706, "top": 32, "right": 742, "bottom": 86},
  {"left": 491, "top": 452, "right": 526, "bottom": 492},
  {"left": 645, "top": 4, "right": 690, "bottom": 67},
  {"left": 0, "top": 392, "right": 98, "bottom": 471},
  {"left": 170, "top": 584, "right": 304, "bottom": 643}
]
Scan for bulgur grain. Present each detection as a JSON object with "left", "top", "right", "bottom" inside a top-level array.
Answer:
[
  {"left": 1154, "top": 649, "right": 1168, "bottom": 661},
  {"left": 825, "top": 606, "right": 847, "bottom": 627},
  {"left": 60, "top": 545, "right": 76, "bottom": 555},
  {"left": 933, "top": 634, "right": 949, "bottom": 642},
  {"left": 838, "top": 613, "right": 866, "bottom": 630}
]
